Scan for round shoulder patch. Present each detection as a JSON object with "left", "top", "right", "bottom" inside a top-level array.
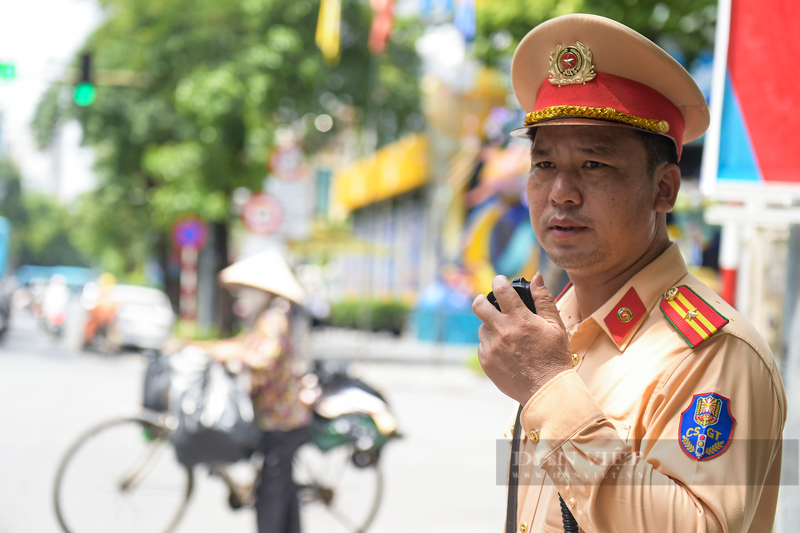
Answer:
[{"left": 679, "top": 392, "right": 736, "bottom": 461}]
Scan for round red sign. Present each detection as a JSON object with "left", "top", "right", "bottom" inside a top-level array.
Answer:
[
  {"left": 268, "top": 144, "right": 306, "bottom": 181},
  {"left": 241, "top": 193, "right": 284, "bottom": 235}
]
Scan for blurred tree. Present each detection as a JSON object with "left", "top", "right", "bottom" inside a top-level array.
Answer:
[
  {"left": 474, "top": 0, "right": 717, "bottom": 68},
  {"left": 33, "top": 0, "right": 422, "bottom": 332},
  {"left": 0, "top": 159, "right": 88, "bottom": 268}
]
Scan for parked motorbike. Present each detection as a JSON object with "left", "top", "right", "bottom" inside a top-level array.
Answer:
[{"left": 299, "top": 359, "right": 401, "bottom": 467}]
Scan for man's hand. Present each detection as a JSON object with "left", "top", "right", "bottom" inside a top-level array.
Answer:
[{"left": 472, "top": 272, "right": 572, "bottom": 405}]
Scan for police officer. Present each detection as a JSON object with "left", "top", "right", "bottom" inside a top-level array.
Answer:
[{"left": 472, "top": 14, "right": 786, "bottom": 533}]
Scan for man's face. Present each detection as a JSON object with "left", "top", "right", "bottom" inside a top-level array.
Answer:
[{"left": 527, "top": 125, "right": 660, "bottom": 276}]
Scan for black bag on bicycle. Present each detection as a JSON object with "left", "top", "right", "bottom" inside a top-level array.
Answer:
[
  {"left": 142, "top": 350, "right": 172, "bottom": 412},
  {"left": 168, "top": 348, "right": 262, "bottom": 468}
]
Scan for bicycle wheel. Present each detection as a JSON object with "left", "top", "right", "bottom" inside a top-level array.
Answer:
[
  {"left": 54, "top": 415, "right": 193, "bottom": 533},
  {"left": 293, "top": 441, "right": 383, "bottom": 533}
]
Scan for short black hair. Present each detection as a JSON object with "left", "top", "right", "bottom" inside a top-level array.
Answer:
[{"left": 634, "top": 130, "right": 678, "bottom": 177}]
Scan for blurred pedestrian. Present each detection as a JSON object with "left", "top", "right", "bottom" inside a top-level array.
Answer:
[
  {"left": 472, "top": 14, "right": 785, "bottom": 533},
  {"left": 203, "top": 249, "right": 310, "bottom": 533},
  {"left": 82, "top": 273, "right": 118, "bottom": 350},
  {"left": 41, "top": 273, "right": 70, "bottom": 337}
]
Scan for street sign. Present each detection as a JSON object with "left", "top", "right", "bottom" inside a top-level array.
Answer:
[
  {"left": 171, "top": 216, "right": 208, "bottom": 250},
  {"left": 241, "top": 193, "right": 284, "bottom": 235},
  {"left": 268, "top": 143, "right": 307, "bottom": 181},
  {"left": 171, "top": 216, "right": 207, "bottom": 330},
  {"left": 265, "top": 179, "right": 312, "bottom": 240}
]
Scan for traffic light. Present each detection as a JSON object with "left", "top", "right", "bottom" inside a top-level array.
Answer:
[
  {"left": 0, "top": 62, "right": 15, "bottom": 81},
  {"left": 73, "top": 53, "right": 96, "bottom": 106}
]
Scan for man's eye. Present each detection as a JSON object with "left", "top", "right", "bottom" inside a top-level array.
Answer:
[
  {"left": 584, "top": 161, "right": 604, "bottom": 169},
  {"left": 534, "top": 161, "right": 554, "bottom": 169}
]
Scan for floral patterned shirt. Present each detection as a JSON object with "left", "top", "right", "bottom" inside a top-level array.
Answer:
[{"left": 243, "top": 300, "right": 310, "bottom": 432}]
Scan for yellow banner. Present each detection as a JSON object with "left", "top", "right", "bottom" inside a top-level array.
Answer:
[{"left": 333, "top": 134, "right": 429, "bottom": 211}]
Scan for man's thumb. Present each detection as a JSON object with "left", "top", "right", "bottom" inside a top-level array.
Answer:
[{"left": 530, "top": 272, "right": 562, "bottom": 326}]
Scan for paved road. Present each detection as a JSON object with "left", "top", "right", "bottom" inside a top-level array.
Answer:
[{"left": 0, "top": 309, "right": 513, "bottom": 533}]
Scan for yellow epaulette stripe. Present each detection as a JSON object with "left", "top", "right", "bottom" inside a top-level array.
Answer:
[
  {"left": 674, "top": 292, "right": 719, "bottom": 334},
  {"left": 666, "top": 298, "right": 710, "bottom": 340}
]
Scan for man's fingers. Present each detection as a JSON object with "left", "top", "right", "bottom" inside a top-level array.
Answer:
[
  {"left": 491, "top": 275, "right": 527, "bottom": 315},
  {"left": 529, "top": 271, "right": 566, "bottom": 329},
  {"left": 472, "top": 293, "right": 500, "bottom": 325}
]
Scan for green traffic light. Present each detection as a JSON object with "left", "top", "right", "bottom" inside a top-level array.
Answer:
[
  {"left": 0, "top": 63, "right": 15, "bottom": 81},
  {"left": 73, "top": 82, "right": 96, "bottom": 106}
]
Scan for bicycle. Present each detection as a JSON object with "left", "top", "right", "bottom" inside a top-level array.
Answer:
[{"left": 53, "top": 357, "right": 399, "bottom": 533}]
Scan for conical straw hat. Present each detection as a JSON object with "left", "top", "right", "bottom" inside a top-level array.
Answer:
[{"left": 218, "top": 248, "right": 306, "bottom": 305}]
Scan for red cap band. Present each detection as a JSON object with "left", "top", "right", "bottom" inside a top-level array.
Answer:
[{"left": 533, "top": 72, "right": 686, "bottom": 159}]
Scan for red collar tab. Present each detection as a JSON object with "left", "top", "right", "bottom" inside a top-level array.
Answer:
[
  {"left": 533, "top": 72, "right": 686, "bottom": 160},
  {"left": 660, "top": 286, "right": 729, "bottom": 348},
  {"left": 603, "top": 286, "right": 646, "bottom": 344}
]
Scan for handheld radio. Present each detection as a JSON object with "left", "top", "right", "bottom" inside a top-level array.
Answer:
[{"left": 488, "top": 277, "right": 579, "bottom": 533}]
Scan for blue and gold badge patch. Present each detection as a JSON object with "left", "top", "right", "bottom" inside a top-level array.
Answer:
[{"left": 679, "top": 392, "right": 736, "bottom": 461}]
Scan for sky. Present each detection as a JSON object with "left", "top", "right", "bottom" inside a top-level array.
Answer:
[{"left": 0, "top": 0, "right": 103, "bottom": 202}]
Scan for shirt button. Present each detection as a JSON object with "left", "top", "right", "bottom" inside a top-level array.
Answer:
[
  {"left": 519, "top": 522, "right": 528, "bottom": 533},
  {"left": 529, "top": 429, "right": 539, "bottom": 443},
  {"left": 571, "top": 353, "right": 579, "bottom": 366},
  {"left": 568, "top": 497, "right": 576, "bottom": 508}
]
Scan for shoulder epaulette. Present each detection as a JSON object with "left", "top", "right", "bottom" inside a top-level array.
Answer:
[{"left": 660, "top": 285, "right": 729, "bottom": 348}]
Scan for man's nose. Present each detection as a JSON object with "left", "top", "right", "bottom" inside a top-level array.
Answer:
[{"left": 549, "top": 170, "right": 582, "bottom": 205}]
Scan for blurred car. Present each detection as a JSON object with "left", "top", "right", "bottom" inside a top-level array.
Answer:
[{"left": 105, "top": 285, "right": 175, "bottom": 351}]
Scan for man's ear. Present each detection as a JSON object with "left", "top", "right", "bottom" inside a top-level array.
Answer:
[{"left": 653, "top": 163, "right": 681, "bottom": 213}]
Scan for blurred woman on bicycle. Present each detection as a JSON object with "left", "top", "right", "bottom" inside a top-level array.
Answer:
[{"left": 202, "top": 249, "right": 310, "bottom": 533}]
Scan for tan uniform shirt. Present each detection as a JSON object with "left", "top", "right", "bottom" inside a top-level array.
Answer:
[{"left": 514, "top": 244, "right": 786, "bottom": 533}]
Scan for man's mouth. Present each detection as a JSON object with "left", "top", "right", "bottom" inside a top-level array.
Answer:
[{"left": 548, "top": 219, "right": 589, "bottom": 239}]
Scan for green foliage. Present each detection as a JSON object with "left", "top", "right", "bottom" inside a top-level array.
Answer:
[
  {"left": 68, "top": 185, "right": 152, "bottom": 274},
  {"left": 31, "top": 0, "right": 422, "bottom": 278},
  {"left": 32, "top": 86, "right": 63, "bottom": 151},
  {"left": 329, "top": 300, "right": 411, "bottom": 335},
  {"left": 19, "top": 195, "right": 87, "bottom": 267},
  {"left": 0, "top": 159, "right": 27, "bottom": 231},
  {"left": 0, "top": 159, "right": 87, "bottom": 268},
  {"left": 474, "top": 0, "right": 717, "bottom": 67}
]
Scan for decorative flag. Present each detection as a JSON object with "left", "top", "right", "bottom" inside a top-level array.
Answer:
[
  {"left": 454, "top": 0, "right": 476, "bottom": 43},
  {"left": 316, "top": 0, "right": 342, "bottom": 65},
  {"left": 369, "top": 0, "right": 395, "bottom": 55},
  {"left": 701, "top": 0, "right": 800, "bottom": 190},
  {"left": 421, "top": 0, "right": 452, "bottom": 17}
]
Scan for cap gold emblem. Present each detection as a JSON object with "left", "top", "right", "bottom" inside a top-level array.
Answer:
[
  {"left": 549, "top": 41, "right": 596, "bottom": 86},
  {"left": 618, "top": 307, "right": 633, "bottom": 323}
]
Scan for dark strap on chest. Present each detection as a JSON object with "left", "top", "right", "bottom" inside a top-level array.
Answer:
[{"left": 505, "top": 405, "right": 523, "bottom": 533}]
